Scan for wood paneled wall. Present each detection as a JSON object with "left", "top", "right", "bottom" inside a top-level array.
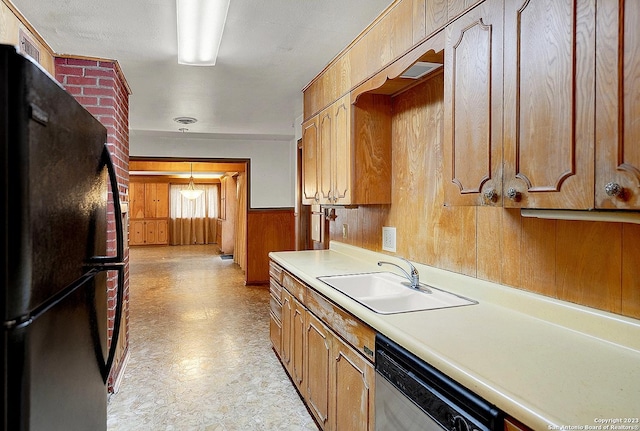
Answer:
[
  {"left": 246, "top": 209, "right": 295, "bottom": 284},
  {"left": 327, "top": 74, "right": 640, "bottom": 320}
]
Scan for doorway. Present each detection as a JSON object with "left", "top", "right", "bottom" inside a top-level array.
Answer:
[{"left": 128, "top": 158, "right": 249, "bottom": 269}]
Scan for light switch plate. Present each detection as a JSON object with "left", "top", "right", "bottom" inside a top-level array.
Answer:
[{"left": 382, "top": 226, "right": 396, "bottom": 252}]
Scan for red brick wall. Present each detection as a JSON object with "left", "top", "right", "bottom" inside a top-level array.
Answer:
[{"left": 54, "top": 57, "right": 130, "bottom": 392}]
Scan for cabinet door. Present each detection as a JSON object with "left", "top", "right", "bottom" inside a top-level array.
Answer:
[
  {"left": 595, "top": 0, "right": 640, "bottom": 209},
  {"left": 305, "top": 313, "right": 331, "bottom": 429},
  {"left": 332, "top": 95, "right": 351, "bottom": 204},
  {"left": 144, "top": 183, "right": 157, "bottom": 218},
  {"left": 302, "top": 117, "right": 320, "bottom": 204},
  {"left": 331, "top": 337, "right": 375, "bottom": 431},
  {"left": 281, "top": 290, "right": 293, "bottom": 370},
  {"left": 156, "top": 219, "right": 168, "bottom": 244},
  {"left": 130, "top": 220, "right": 146, "bottom": 245},
  {"left": 269, "top": 312, "right": 282, "bottom": 358},
  {"left": 291, "top": 300, "right": 306, "bottom": 391},
  {"left": 318, "top": 107, "right": 333, "bottom": 204},
  {"left": 155, "top": 183, "right": 169, "bottom": 218},
  {"left": 129, "top": 182, "right": 146, "bottom": 219},
  {"left": 145, "top": 220, "right": 157, "bottom": 244},
  {"left": 503, "top": 0, "right": 595, "bottom": 208},
  {"left": 443, "top": 0, "right": 504, "bottom": 206}
]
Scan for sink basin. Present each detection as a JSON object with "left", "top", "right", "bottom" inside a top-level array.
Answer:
[{"left": 317, "top": 272, "right": 476, "bottom": 314}]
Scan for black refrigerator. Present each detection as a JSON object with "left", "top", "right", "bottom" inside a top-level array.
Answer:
[{"left": 1, "top": 45, "right": 125, "bottom": 430}]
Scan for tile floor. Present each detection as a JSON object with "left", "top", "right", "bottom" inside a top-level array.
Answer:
[{"left": 107, "top": 245, "right": 318, "bottom": 430}]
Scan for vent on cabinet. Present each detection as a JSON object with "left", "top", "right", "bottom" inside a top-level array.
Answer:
[
  {"left": 400, "top": 61, "right": 442, "bottom": 79},
  {"left": 19, "top": 30, "right": 40, "bottom": 64}
]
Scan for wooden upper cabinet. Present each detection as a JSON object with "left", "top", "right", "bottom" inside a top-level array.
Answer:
[
  {"left": 131, "top": 182, "right": 169, "bottom": 219},
  {"left": 594, "top": 0, "right": 640, "bottom": 209},
  {"left": 503, "top": 0, "right": 596, "bottom": 209},
  {"left": 144, "top": 183, "right": 169, "bottom": 218},
  {"left": 302, "top": 117, "right": 320, "bottom": 205},
  {"left": 129, "top": 182, "right": 146, "bottom": 219},
  {"left": 443, "top": 0, "right": 504, "bottom": 206},
  {"left": 319, "top": 106, "right": 333, "bottom": 204},
  {"left": 332, "top": 96, "right": 351, "bottom": 204},
  {"left": 310, "top": 93, "right": 391, "bottom": 206}
]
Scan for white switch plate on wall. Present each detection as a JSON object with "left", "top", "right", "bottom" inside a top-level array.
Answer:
[{"left": 382, "top": 226, "right": 396, "bottom": 252}]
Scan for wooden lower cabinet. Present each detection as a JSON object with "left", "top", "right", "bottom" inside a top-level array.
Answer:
[
  {"left": 331, "top": 336, "right": 375, "bottom": 431},
  {"left": 269, "top": 289, "right": 282, "bottom": 357},
  {"left": 305, "top": 313, "right": 331, "bottom": 428},
  {"left": 269, "top": 265, "right": 284, "bottom": 358},
  {"left": 130, "top": 219, "right": 168, "bottom": 246},
  {"left": 291, "top": 299, "right": 306, "bottom": 391},
  {"left": 272, "top": 265, "right": 375, "bottom": 431},
  {"left": 269, "top": 311, "right": 282, "bottom": 358},
  {"left": 281, "top": 290, "right": 293, "bottom": 371}
]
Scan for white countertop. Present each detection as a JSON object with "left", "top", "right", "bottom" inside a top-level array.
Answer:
[{"left": 270, "top": 242, "right": 640, "bottom": 430}]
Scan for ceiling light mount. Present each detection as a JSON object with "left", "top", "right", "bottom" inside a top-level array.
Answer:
[{"left": 174, "top": 116, "right": 198, "bottom": 125}]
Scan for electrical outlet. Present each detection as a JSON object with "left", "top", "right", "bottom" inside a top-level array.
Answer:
[
  {"left": 382, "top": 226, "right": 396, "bottom": 252},
  {"left": 342, "top": 223, "right": 348, "bottom": 239}
]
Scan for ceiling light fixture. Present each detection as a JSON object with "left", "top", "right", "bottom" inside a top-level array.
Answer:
[
  {"left": 180, "top": 163, "right": 204, "bottom": 200},
  {"left": 177, "top": 129, "right": 204, "bottom": 200},
  {"left": 176, "top": 0, "right": 231, "bottom": 66}
]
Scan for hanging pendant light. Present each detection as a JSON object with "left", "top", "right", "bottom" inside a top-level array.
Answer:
[
  {"left": 177, "top": 128, "right": 203, "bottom": 200},
  {"left": 180, "top": 162, "right": 204, "bottom": 200}
]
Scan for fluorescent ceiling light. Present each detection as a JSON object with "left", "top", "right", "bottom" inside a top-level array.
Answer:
[{"left": 177, "top": 0, "right": 231, "bottom": 65}]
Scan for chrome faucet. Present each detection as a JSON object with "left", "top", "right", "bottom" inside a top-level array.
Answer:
[{"left": 377, "top": 257, "right": 421, "bottom": 290}]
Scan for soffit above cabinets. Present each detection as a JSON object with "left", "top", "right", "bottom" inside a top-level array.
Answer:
[{"left": 129, "top": 160, "right": 246, "bottom": 180}]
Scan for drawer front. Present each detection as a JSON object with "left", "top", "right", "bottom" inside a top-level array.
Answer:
[
  {"left": 269, "top": 278, "right": 282, "bottom": 302},
  {"left": 282, "top": 271, "right": 306, "bottom": 303},
  {"left": 270, "top": 293, "right": 282, "bottom": 320},
  {"left": 269, "top": 261, "right": 283, "bottom": 284}
]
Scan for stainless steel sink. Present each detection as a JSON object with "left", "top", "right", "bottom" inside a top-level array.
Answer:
[{"left": 317, "top": 272, "right": 476, "bottom": 314}]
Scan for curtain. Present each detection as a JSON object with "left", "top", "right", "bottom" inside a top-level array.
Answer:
[
  {"left": 169, "top": 184, "right": 219, "bottom": 245},
  {"left": 234, "top": 173, "right": 247, "bottom": 270}
]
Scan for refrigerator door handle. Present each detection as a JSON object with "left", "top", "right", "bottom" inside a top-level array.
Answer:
[
  {"left": 87, "top": 263, "right": 125, "bottom": 382},
  {"left": 83, "top": 145, "right": 126, "bottom": 382},
  {"left": 86, "top": 144, "right": 124, "bottom": 265},
  {"left": 3, "top": 268, "right": 102, "bottom": 330}
]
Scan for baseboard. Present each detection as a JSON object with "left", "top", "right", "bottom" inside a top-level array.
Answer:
[{"left": 109, "top": 347, "right": 131, "bottom": 395}]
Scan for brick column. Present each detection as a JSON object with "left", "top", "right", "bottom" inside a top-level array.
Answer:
[{"left": 54, "top": 56, "right": 131, "bottom": 393}]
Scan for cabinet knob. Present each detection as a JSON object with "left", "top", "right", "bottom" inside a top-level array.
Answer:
[
  {"left": 604, "top": 182, "right": 623, "bottom": 197},
  {"left": 506, "top": 187, "right": 520, "bottom": 201},
  {"left": 483, "top": 188, "right": 497, "bottom": 202}
]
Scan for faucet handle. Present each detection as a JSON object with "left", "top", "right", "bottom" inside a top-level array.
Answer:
[{"left": 397, "top": 256, "right": 418, "bottom": 276}]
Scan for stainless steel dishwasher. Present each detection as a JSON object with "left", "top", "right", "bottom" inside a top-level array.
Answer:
[{"left": 375, "top": 334, "right": 503, "bottom": 431}]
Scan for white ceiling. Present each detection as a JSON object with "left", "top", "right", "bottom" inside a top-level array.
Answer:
[{"left": 12, "top": 0, "right": 393, "bottom": 139}]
